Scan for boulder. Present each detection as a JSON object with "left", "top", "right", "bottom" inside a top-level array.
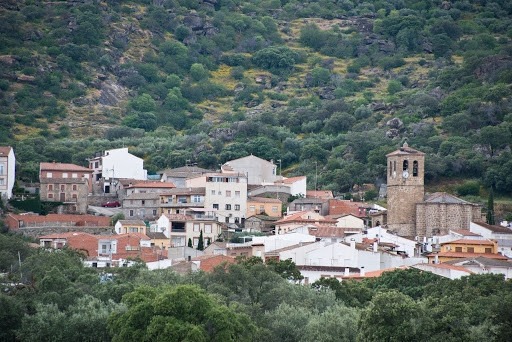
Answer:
[
  {"left": 386, "top": 117, "right": 404, "bottom": 130},
  {"left": 98, "top": 80, "right": 128, "bottom": 106}
]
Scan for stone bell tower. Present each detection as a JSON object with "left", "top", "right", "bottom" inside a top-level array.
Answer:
[{"left": 386, "top": 142, "right": 425, "bottom": 236}]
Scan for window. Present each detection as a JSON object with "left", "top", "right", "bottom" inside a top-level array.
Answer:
[
  {"left": 389, "top": 161, "right": 392, "bottom": 176},
  {"left": 225, "top": 217, "right": 229, "bottom": 223},
  {"left": 193, "top": 223, "right": 200, "bottom": 232},
  {"left": 129, "top": 210, "right": 134, "bottom": 217},
  {"left": 272, "top": 206, "right": 278, "bottom": 212},
  {"left": 226, "top": 190, "right": 231, "bottom": 197},
  {"left": 47, "top": 172, "right": 52, "bottom": 178},
  {"left": 141, "top": 200, "right": 145, "bottom": 206},
  {"left": 234, "top": 204, "right": 240, "bottom": 211},
  {"left": 94, "top": 162, "right": 99, "bottom": 168},
  {"left": 72, "top": 184, "right": 77, "bottom": 191},
  {"left": 235, "top": 217, "right": 240, "bottom": 223},
  {"left": 62, "top": 173, "right": 68, "bottom": 178},
  {"left": 60, "top": 184, "right": 65, "bottom": 191},
  {"left": 72, "top": 173, "right": 78, "bottom": 178},
  {"left": 205, "top": 224, "right": 212, "bottom": 234},
  {"left": 0, "top": 177, "right": 3, "bottom": 185},
  {"left": 213, "top": 204, "right": 219, "bottom": 209},
  {"left": 152, "top": 209, "right": 157, "bottom": 216},
  {"left": 48, "top": 184, "right": 53, "bottom": 191},
  {"left": 485, "top": 248, "right": 492, "bottom": 253},
  {"left": 403, "top": 160, "right": 408, "bottom": 171},
  {"left": 178, "top": 196, "right": 187, "bottom": 203},
  {"left": 455, "top": 247, "right": 462, "bottom": 252},
  {"left": 72, "top": 194, "right": 77, "bottom": 199},
  {"left": 129, "top": 227, "right": 138, "bottom": 233},
  {"left": 193, "top": 195, "right": 201, "bottom": 203},
  {"left": 217, "top": 191, "right": 221, "bottom": 195},
  {"left": 211, "top": 190, "right": 215, "bottom": 195},
  {"left": 0, "top": 165, "right": 3, "bottom": 175},
  {"left": 413, "top": 161, "right": 418, "bottom": 177},
  {"left": 48, "top": 193, "right": 54, "bottom": 199},
  {"left": 259, "top": 205, "right": 264, "bottom": 213},
  {"left": 225, "top": 204, "right": 231, "bottom": 210},
  {"left": 393, "top": 161, "right": 396, "bottom": 172},
  {"left": 467, "top": 247, "right": 474, "bottom": 253},
  {"left": 249, "top": 205, "right": 255, "bottom": 211},
  {"left": 235, "top": 191, "right": 240, "bottom": 198},
  {"left": 193, "top": 238, "right": 199, "bottom": 247}
]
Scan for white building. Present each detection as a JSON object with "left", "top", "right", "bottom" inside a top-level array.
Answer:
[
  {"left": 221, "top": 155, "right": 278, "bottom": 185},
  {"left": 155, "top": 213, "right": 222, "bottom": 249},
  {"left": 470, "top": 221, "right": 512, "bottom": 257},
  {"left": 188, "top": 172, "right": 248, "bottom": 225},
  {"left": 344, "top": 226, "right": 420, "bottom": 257},
  {"left": 88, "top": 148, "right": 147, "bottom": 193},
  {"left": 252, "top": 232, "right": 316, "bottom": 252},
  {"left": 0, "top": 146, "right": 15, "bottom": 200}
]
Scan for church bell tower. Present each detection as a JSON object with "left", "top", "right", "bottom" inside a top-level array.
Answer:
[{"left": 386, "top": 142, "right": 425, "bottom": 236}]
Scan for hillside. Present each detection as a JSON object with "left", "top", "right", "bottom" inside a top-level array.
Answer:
[{"left": 0, "top": 0, "right": 511, "bottom": 202}]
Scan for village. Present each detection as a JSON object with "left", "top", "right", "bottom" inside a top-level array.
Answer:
[{"left": 1, "top": 143, "right": 512, "bottom": 282}]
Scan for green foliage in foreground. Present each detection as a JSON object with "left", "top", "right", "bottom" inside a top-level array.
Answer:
[{"left": 1, "top": 233, "right": 512, "bottom": 341}]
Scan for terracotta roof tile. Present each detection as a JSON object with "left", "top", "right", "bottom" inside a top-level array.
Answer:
[
  {"left": 443, "top": 239, "right": 495, "bottom": 246},
  {"left": 248, "top": 196, "right": 282, "bottom": 203},
  {"left": 428, "top": 252, "right": 508, "bottom": 260},
  {"left": 328, "top": 199, "right": 367, "bottom": 217},
  {"left": 40, "top": 162, "right": 92, "bottom": 172},
  {"left": 126, "top": 181, "right": 176, "bottom": 189},
  {"left": 306, "top": 190, "right": 334, "bottom": 199},
  {"left": 472, "top": 221, "right": 512, "bottom": 234},
  {"left": 0, "top": 146, "right": 13, "bottom": 155},
  {"left": 451, "top": 229, "right": 481, "bottom": 237}
]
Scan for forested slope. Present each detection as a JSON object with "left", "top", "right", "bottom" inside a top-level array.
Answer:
[{"left": 1, "top": 0, "right": 511, "bottom": 197}]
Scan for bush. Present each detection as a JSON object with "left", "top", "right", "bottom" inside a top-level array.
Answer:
[{"left": 456, "top": 181, "right": 481, "bottom": 196}]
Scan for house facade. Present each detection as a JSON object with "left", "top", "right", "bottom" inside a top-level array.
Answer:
[
  {"left": 156, "top": 213, "right": 222, "bottom": 249},
  {"left": 122, "top": 193, "right": 160, "bottom": 221},
  {"left": 246, "top": 196, "right": 282, "bottom": 218},
  {"left": 0, "top": 146, "right": 15, "bottom": 200},
  {"left": 159, "top": 165, "right": 212, "bottom": 187},
  {"left": 159, "top": 187, "right": 206, "bottom": 215},
  {"left": 470, "top": 221, "right": 512, "bottom": 257},
  {"left": 115, "top": 220, "right": 147, "bottom": 235},
  {"left": 88, "top": 148, "right": 147, "bottom": 193},
  {"left": 39, "top": 162, "right": 93, "bottom": 214},
  {"left": 202, "top": 172, "right": 248, "bottom": 225}
]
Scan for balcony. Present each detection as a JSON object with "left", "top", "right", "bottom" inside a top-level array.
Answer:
[{"left": 193, "top": 214, "right": 217, "bottom": 220}]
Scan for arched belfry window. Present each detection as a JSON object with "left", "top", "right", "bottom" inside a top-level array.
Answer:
[
  {"left": 403, "top": 160, "right": 408, "bottom": 171},
  {"left": 389, "top": 162, "right": 392, "bottom": 176},
  {"left": 413, "top": 161, "right": 418, "bottom": 177}
]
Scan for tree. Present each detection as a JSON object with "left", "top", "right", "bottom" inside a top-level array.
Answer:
[
  {"left": 197, "top": 230, "right": 204, "bottom": 251},
  {"left": 188, "top": 238, "right": 193, "bottom": 248},
  {"left": 357, "top": 290, "right": 429, "bottom": 341},
  {"left": 266, "top": 259, "right": 304, "bottom": 283},
  {"left": 108, "top": 285, "right": 256, "bottom": 342},
  {"left": 190, "top": 63, "right": 209, "bottom": 82},
  {"left": 487, "top": 187, "right": 495, "bottom": 225}
]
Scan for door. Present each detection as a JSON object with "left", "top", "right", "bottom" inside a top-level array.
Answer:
[{"left": 60, "top": 193, "right": 65, "bottom": 201}]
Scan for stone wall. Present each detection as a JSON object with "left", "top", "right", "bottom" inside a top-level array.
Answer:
[
  {"left": 387, "top": 185, "right": 424, "bottom": 236},
  {"left": 16, "top": 226, "right": 114, "bottom": 239},
  {"left": 416, "top": 203, "right": 483, "bottom": 237}
]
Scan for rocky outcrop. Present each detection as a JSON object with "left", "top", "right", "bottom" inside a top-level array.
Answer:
[{"left": 98, "top": 80, "right": 129, "bottom": 106}]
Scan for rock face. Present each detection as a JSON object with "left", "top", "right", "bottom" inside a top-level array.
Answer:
[
  {"left": 474, "top": 56, "right": 512, "bottom": 81},
  {"left": 98, "top": 80, "right": 129, "bottom": 106},
  {"left": 386, "top": 117, "right": 404, "bottom": 130}
]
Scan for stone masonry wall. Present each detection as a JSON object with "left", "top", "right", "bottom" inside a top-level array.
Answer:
[
  {"left": 16, "top": 226, "right": 113, "bottom": 239},
  {"left": 387, "top": 185, "right": 424, "bottom": 236},
  {"left": 416, "top": 203, "right": 482, "bottom": 237}
]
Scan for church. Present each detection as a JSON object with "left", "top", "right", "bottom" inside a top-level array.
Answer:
[{"left": 385, "top": 142, "right": 482, "bottom": 238}]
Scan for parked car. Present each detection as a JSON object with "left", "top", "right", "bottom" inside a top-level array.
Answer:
[{"left": 101, "top": 200, "right": 121, "bottom": 208}]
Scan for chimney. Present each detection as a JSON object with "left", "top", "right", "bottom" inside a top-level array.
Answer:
[
  {"left": 373, "top": 241, "right": 378, "bottom": 253},
  {"left": 350, "top": 239, "right": 356, "bottom": 249},
  {"left": 344, "top": 267, "right": 350, "bottom": 277},
  {"left": 360, "top": 266, "right": 365, "bottom": 277}
]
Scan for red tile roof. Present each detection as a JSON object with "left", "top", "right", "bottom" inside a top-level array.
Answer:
[
  {"left": 428, "top": 252, "right": 508, "bottom": 260},
  {"left": 328, "top": 199, "right": 367, "bottom": 217},
  {"left": 280, "top": 176, "right": 306, "bottom": 184},
  {"left": 248, "top": 196, "right": 282, "bottom": 203},
  {"left": 0, "top": 146, "right": 13, "bottom": 156},
  {"left": 163, "top": 213, "right": 193, "bottom": 221},
  {"left": 126, "top": 181, "right": 176, "bottom": 189},
  {"left": 443, "top": 239, "right": 495, "bottom": 246},
  {"left": 472, "top": 221, "right": 512, "bottom": 234},
  {"left": 40, "top": 162, "right": 92, "bottom": 172},
  {"left": 192, "top": 255, "right": 236, "bottom": 272},
  {"left": 308, "top": 226, "right": 346, "bottom": 238},
  {"left": 306, "top": 190, "right": 334, "bottom": 199},
  {"left": 414, "top": 263, "right": 474, "bottom": 274},
  {"left": 343, "top": 266, "right": 409, "bottom": 279},
  {"left": 451, "top": 229, "right": 481, "bottom": 237}
]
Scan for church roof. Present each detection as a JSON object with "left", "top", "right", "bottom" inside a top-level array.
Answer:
[
  {"left": 386, "top": 142, "right": 424, "bottom": 157},
  {"left": 423, "top": 192, "right": 472, "bottom": 204}
]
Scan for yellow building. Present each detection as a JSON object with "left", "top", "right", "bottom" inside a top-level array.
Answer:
[
  {"left": 427, "top": 239, "right": 507, "bottom": 263},
  {"left": 114, "top": 220, "right": 147, "bottom": 235},
  {"left": 246, "top": 196, "right": 282, "bottom": 218}
]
